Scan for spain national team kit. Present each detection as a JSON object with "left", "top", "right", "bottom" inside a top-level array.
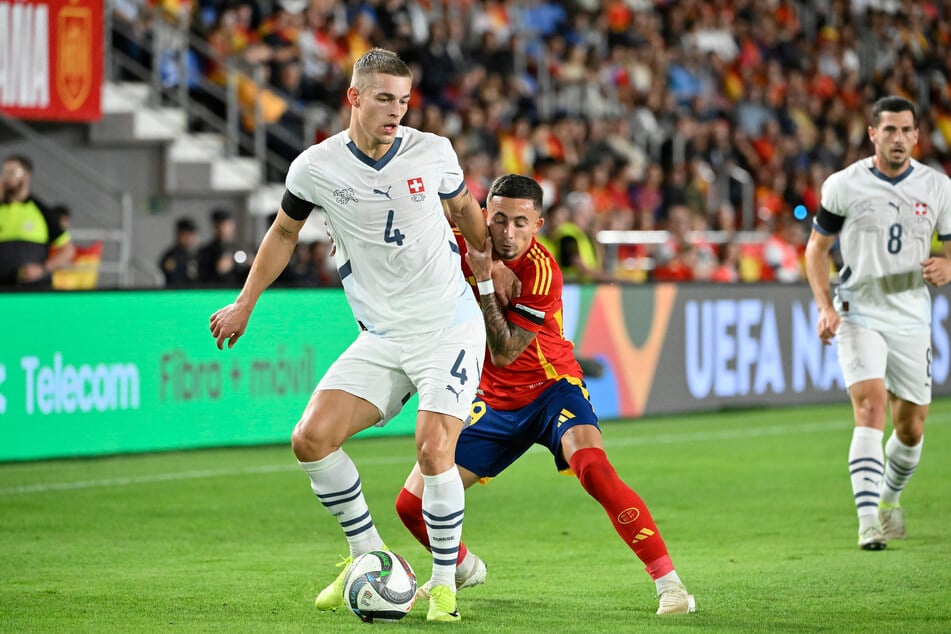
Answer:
[{"left": 453, "top": 231, "right": 599, "bottom": 477}]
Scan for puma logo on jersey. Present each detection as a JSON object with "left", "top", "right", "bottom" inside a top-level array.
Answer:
[
  {"left": 888, "top": 201, "right": 901, "bottom": 213},
  {"left": 373, "top": 186, "right": 392, "bottom": 199},
  {"left": 445, "top": 384, "right": 463, "bottom": 402}
]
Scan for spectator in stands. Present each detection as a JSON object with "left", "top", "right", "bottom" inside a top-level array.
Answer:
[
  {"left": 309, "top": 239, "right": 341, "bottom": 287},
  {"left": 0, "top": 155, "right": 75, "bottom": 288},
  {"left": 763, "top": 212, "right": 806, "bottom": 283},
  {"left": 198, "top": 208, "right": 251, "bottom": 286},
  {"left": 111, "top": 0, "right": 152, "bottom": 80},
  {"left": 711, "top": 240, "right": 741, "bottom": 284},
  {"left": 53, "top": 204, "right": 72, "bottom": 231},
  {"left": 159, "top": 216, "right": 200, "bottom": 287},
  {"left": 553, "top": 191, "right": 613, "bottom": 284},
  {"left": 120, "top": 0, "right": 951, "bottom": 288}
]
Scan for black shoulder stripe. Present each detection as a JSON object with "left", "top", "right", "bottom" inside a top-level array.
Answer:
[{"left": 281, "top": 190, "right": 314, "bottom": 221}]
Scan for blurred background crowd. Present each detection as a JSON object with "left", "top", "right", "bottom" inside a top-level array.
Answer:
[{"left": 107, "top": 0, "right": 951, "bottom": 286}]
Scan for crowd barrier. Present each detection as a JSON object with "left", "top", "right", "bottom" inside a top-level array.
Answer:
[{"left": 3, "top": 284, "right": 951, "bottom": 461}]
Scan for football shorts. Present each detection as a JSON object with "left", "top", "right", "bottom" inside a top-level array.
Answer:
[
  {"left": 837, "top": 319, "right": 932, "bottom": 405},
  {"left": 316, "top": 315, "right": 486, "bottom": 425},
  {"left": 456, "top": 378, "right": 599, "bottom": 477}
]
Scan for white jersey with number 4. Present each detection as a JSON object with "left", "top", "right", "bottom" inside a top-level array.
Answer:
[
  {"left": 819, "top": 157, "right": 951, "bottom": 331},
  {"left": 285, "top": 126, "right": 479, "bottom": 336}
]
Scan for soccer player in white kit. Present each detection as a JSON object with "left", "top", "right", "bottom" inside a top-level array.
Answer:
[
  {"left": 805, "top": 96, "right": 951, "bottom": 550},
  {"left": 210, "top": 49, "right": 487, "bottom": 622}
]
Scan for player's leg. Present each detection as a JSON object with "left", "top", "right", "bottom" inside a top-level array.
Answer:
[
  {"left": 560, "top": 424, "right": 693, "bottom": 615},
  {"left": 838, "top": 321, "right": 889, "bottom": 550},
  {"left": 396, "top": 461, "right": 485, "bottom": 596},
  {"left": 397, "top": 398, "right": 532, "bottom": 601},
  {"left": 415, "top": 410, "right": 466, "bottom": 621},
  {"left": 294, "top": 333, "right": 414, "bottom": 609},
  {"left": 404, "top": 318, "right": 485, "bottom": 622},
  {"left": 879, "top": 397, "right": 926, "bottom": 539},
  {"left": 879, "top": 329, "right": 931, "bottom": 539}
]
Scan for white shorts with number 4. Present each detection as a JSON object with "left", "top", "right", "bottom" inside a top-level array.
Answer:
[
  {"left": 837, "top": 320, "right": 932, "bottom": 406},
  {"left": 316, "top": 316, "right": 486, "bottom": 425}
]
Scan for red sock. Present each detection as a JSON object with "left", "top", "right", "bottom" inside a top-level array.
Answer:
[
  {"left": 569, "top": 447, "right": 673, "bottom": 579},
  {"left": 395, "top": 487, "right": 468, "bottom": 564}
]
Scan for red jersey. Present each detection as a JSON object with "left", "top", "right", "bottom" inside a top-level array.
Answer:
[{"left": 457, "top": 233, "right": 583, "bottom": 410}]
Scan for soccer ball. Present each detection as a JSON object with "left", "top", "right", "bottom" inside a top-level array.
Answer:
[{"left": 343, "top": 550, "right": 417, "bottom": 622}]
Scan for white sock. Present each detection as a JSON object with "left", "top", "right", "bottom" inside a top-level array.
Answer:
[
  {"left": 422, "top": 467, "right": 465, "bottom": 589},
  {"left": 655, "top": 570, "right": 684, "bottom": 595},
  {"left": 300, "top": 449, "right": 383, "bottom": 557},
  {"left": 849, "top": 427, "right": 884, "bottom": 530},
  {"left": 880, "top": 432, "right": 923, "bottom": 506}
]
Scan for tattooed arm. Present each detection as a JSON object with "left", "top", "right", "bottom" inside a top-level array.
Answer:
[
  {"left": 466, "top": 235, "right": 537, "bottom": 367},
  {"left": 478, "top": 290, "right": 537, "bottom": 367}
]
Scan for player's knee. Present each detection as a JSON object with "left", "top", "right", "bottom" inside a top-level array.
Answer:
[
  {"left": 415, "top": 438, "right": 454, "bottom": 474},
  {"left": 291, "top": 418, "right": 335, "bottom": 462},
  {"left": 854, "top": 394, "right": 887, "bottom": 423},
  {"left": 570, "top": 446, "right": 614, "bottom": 481}
]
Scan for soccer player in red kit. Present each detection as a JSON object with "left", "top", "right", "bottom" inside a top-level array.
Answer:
[{"left": 395, "top": 174, "right": 695, "bottom": 615}]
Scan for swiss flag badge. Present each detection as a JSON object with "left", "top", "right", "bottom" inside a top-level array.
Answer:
[
  {"left": 915, "top": 201, "right": 928, "bottom": 216},
  {"left": 407, "top": 177, "right": 425, "bottom": 194}
]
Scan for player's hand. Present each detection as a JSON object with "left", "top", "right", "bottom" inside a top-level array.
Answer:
[
  {"left": 210, "top": 302, "right": 252, "bottom": 350},
  {"left": 921, "top": 257, "right": 951, "bottom": 286},
  {"left": 465, "top": 235, "right": 494, "bottom": 282},
  {"left": 491, "top": 260, "right": 521, "bottom": 306},
  {"left": 816, "top": 305, "right": 840, "bottom": 345}
]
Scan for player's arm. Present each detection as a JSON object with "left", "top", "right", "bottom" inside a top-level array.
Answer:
[
  {"left": 235, "top": 208, "right": 305, "bottom": 305},
  {"left": 465, "top": 235, "right": 536, "bottom": 367},
  {"left": 444, "top": 186, "right": 488, "bottom": 251},
  {"left": 480, "top": 294, "right": 536, "bottom": 367},
  {"left": 804, "top": 210, "right": 841, "bottom": 345},
  {"left": 210, "top": 206, "right": 305, "bottom": 349}
]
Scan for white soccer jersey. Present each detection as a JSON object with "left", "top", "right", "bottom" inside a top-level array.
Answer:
[
  {"left": 818, "top": 157, "right": 951, "bottom": 331},
  {"left": 285, "top": 126, "right": 479, "bottom": 336}
]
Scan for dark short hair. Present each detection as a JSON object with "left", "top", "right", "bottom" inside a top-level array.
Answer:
[
  {"left": 210, "top": 208, "right": 233, "bottom": 224},
  {"left": 871, "top": 96, "right": 918, "bottom": 127},
  {"left": 3, "top": 154, "right": 33, "bottom": 173},
  {"left": 487, "top": 174, "right": 543, "bottom": 211},
  {"left": 176, "top": 217, "right": 198, "bottom": 232}
]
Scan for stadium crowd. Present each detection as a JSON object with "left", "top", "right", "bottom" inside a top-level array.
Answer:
[{"left": 114, "top": 0, "right": 951, "bottom": 285}]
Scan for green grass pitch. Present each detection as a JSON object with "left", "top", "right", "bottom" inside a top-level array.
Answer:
[{"left": 2, "top": 399, "right": 950, "bottom": 632}]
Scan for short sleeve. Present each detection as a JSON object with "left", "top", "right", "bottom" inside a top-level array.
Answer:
[
  {"left": 819, "top": 171, "right": 845, "bottom": 218},
  {"left": 936, "top": 175, "right": 951, "bottom": 240},
  {"left": 437, "top": 137, "right": 466, "bottom": 199},
  {"left": 285, "top": 151, "right": 319, "bottom": 206}
]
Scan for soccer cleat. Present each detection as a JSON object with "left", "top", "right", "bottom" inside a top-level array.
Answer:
[
  {"left": 879, "top": 504, "right": 906, "bottom": 540},
  {"left": 656, "top": 582, "right": 696, "bottom": 615},
  {"left": 427, "top": 585, "right": 460, "bottom": 622},
  {"left": 858, "top": 525, "right": 887, "bottom": 551},
  {"left": 416, "top": 554, "right": 487, "bottom": 599},
  {"left": 314, "top": 555, "right": 354, "bottom": 611}
]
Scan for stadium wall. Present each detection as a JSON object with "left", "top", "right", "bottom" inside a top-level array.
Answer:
[{"left": 3, "top": 284, "right": 951, "bottom": 461}]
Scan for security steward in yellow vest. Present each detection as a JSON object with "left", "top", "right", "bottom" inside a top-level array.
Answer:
[
  {"left": 0, "top": 155, "right": 74, "bottom": 287},
  {"left": 552, "top": 220, "right": 601, "bottom": 283}
]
